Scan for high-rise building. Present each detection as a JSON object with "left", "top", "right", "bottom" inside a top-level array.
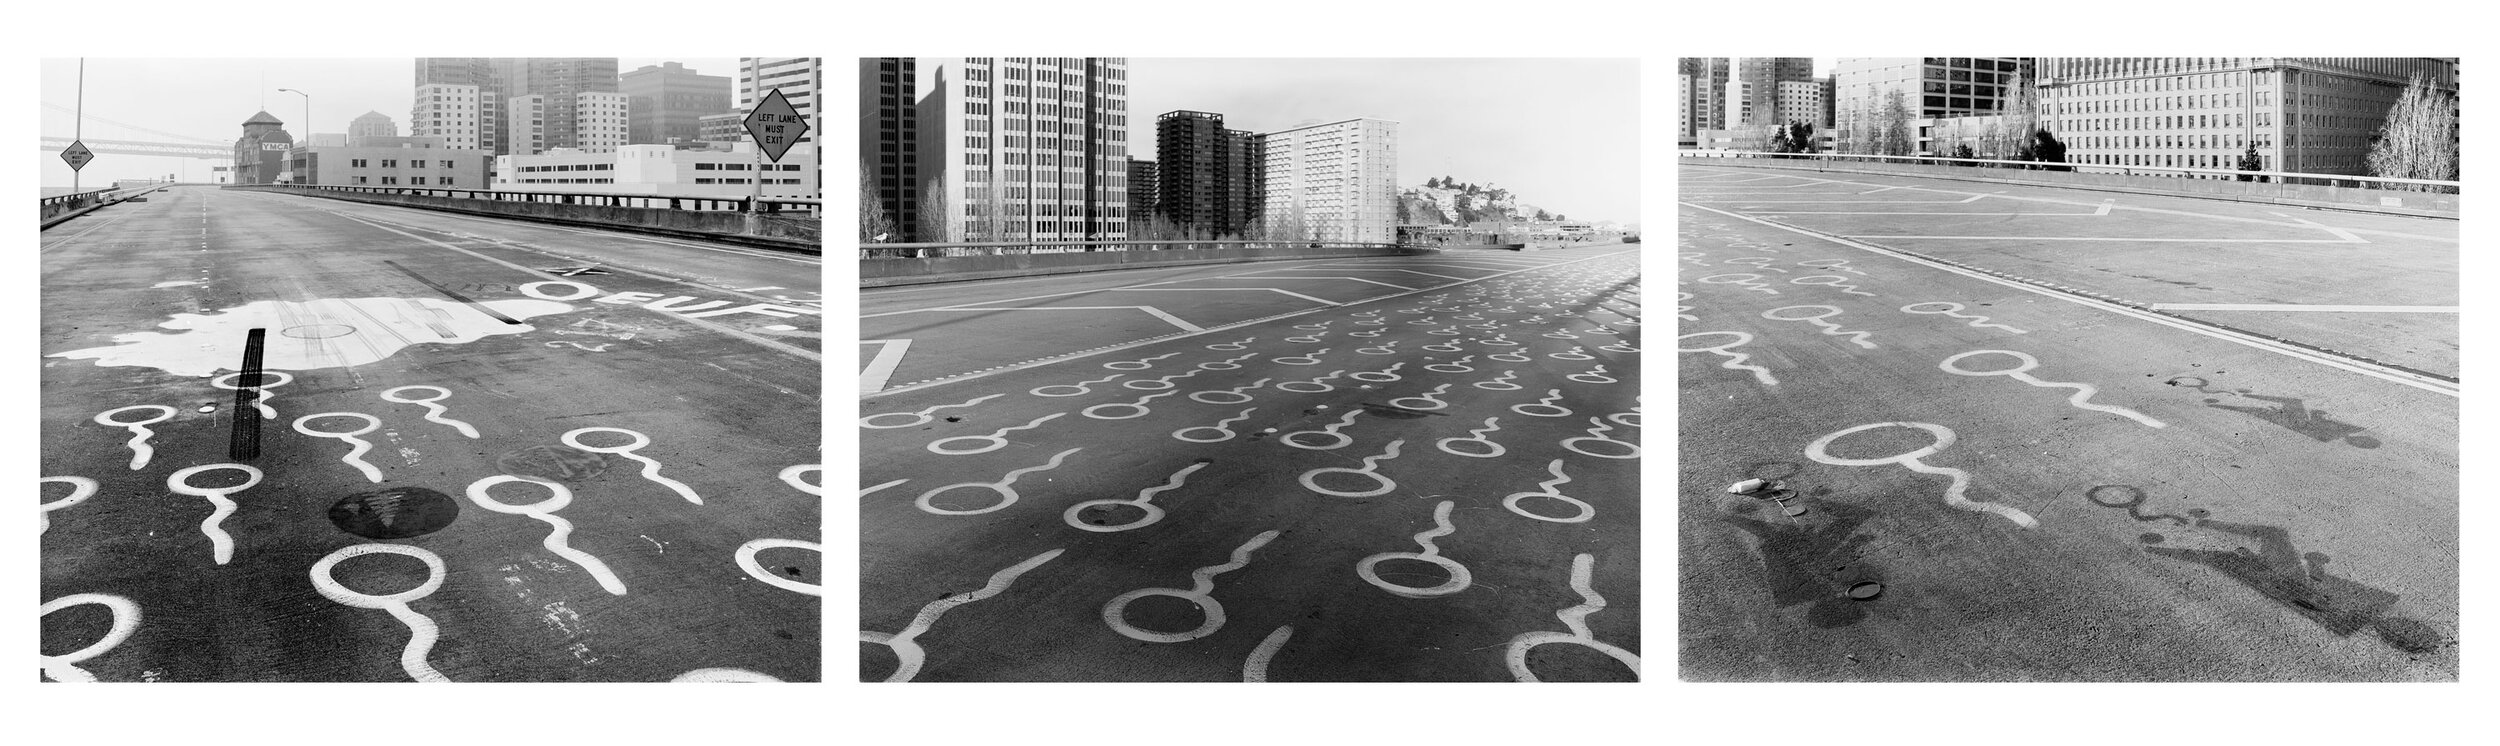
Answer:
[
  {"left": 349, "top": 111, "right": 398, "bottom": 143},
  {"left": 1832, "top": 58, "right": 2032, "bottom": 151},
  {"left": 506, "top": 94, "right": 548, "bottom": 156},
  {"left": 1727, "top": 57, "right": 1813, "bottom": 127},
  {"left": 741, "top": 58, "right": 822, "bottom": 145},
  {"left": 1777, "top": 79, "right": 1829, "bottom": 129},
  {"left": 915, "top": 57, "right": 1131, "bottom": 243},
  {"left": 1125, "top": 157, "right": 1157, "bottom": 235},
  {"left": 620, "top": 62, "right": 732, "bottom": 145},
  {"left": 231, "top": 110, "right": 294, "bottom": 184},
  {"left": 411, "top": 84, "right": 486, "bottom": 151},
  {"left": 1260, "top": 117, "right": 1397, "bottom": 244},
  {"left": 413, "top": 57, "right": 618, "bottom": 155},
  {"left": 2035, "top": 57, "right": 2459, "bottom": 176},
  {"left": 861, "top": 58, "right": 919, "bottom": 238},
  {"left": 1154, "top": 110, "right": 1263, "bottom": 238},
  {"left": 1680, "top": 58, "right": 1731, "bottom": 138}
]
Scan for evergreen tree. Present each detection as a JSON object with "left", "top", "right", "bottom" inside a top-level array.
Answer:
[{"left": 2237, "top": 146, "right": 2264, "bottom": 182}]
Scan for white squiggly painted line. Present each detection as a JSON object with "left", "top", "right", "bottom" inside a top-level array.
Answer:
[
  {"left": 865, "top": 549, "right": 1065, "bottom": 682},
  {"left": 1504, "top": 553, "right": 1640, "bottom": 682},
  {"left": 167, "top": 464, "right": 265, "bottom": 565},
  {"left": 94, "top": 405, "right": 175, "bottom": 470},
  {"left": 466, "top": 476, "right": 630, "bottom": 594},
  {"left": 1805, "top": 421, "right": 2038, "bottom": 528},
  {"left": 294, "top": 412, "right": 385, "bottom": 482},
  {"left": 1901, "top": 302, "right": 2027, "bottom": 334},
  {"left": 1763, "top": 305, "right": 1878, "bottom": 349},
  {"left": 1243, "top": 626, "right": 1295, "bottom": 682},
  {"left": 1939, "top": 350, "right": 2164, "bottom": 428},
  {"left": 915, "top": 447, "right": 1082, "bottom": 515},
  {"left": 381, "top": 386, "right": 479, "bottom": 438},
  {"left": 562, "top": 427, "right": 703, "bottom": 504},
  {"left": 1677, "top": 332, "right": 1778, "bottom": 386}
]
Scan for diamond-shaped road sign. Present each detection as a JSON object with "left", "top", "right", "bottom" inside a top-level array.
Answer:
[
  {"left": 741, "top": 88, "right": 810, "bottom": 163},
  {"left": 61, "top": 140, "right": 94, "bottom": 171}
]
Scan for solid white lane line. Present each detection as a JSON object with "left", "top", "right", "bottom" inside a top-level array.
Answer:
[
  {"left": 2150, "top": 304, "right": 2459, "bottom": 313},
  {"left": 1683, "top": 202, "right": 2458, "bottom": 397}
]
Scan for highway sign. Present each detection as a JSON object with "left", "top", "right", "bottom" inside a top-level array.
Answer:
[
  {"left": 741, "top": 88, "right": 810, "bottom": 163},
  {"left": 61, "top": 140, "right": 94, "bottom": 171}
]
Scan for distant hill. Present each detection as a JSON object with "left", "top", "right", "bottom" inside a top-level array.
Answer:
[{"left": 1398, "top": 177, "right": 1562, "bottom": 226}]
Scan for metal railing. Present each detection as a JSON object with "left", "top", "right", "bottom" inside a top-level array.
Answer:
[
  {"left": 861, "top": 239, "right": 1402, "bottom": 259},
  {"left": 41, "top": 183, "right": 181, "bottom": 226},
  {"left": 1681, "top": 150, "right": 2460, "bottom": 193},
  {"left": 228, "top": 183, "right": 823, "bottom": 215}
]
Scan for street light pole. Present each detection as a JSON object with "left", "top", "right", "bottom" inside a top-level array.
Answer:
[{"left": 278, "top": 88, "right": 309, "bottom": 183}]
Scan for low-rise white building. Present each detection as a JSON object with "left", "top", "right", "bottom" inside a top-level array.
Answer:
[{"left": 492, "top": 142, "right": 817, "bottom": 198}]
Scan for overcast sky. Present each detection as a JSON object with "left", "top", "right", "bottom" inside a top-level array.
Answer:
[
  {"left": 39, "top": 58, "right": 738, "bottom": 187},
  {"left": 918, "top": 58, "right": 1640, "bottom": 225}
]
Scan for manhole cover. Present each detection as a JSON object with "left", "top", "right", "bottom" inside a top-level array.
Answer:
[{"left": 328, "top": 487, "right": 460, "bottom": 539}]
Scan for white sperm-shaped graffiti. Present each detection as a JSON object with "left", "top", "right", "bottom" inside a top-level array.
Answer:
[
  {"left": 1064, "top": 460, "right": 1207, "bottom": 532},
  {"left": 1938, "top": 350, "right": 2166, "bottom": 428},
  {"left": 1388, "top": 384, "right": 1454, "bottom": 411},
  {"left": 167, "top": 464, "right": 265, "bottom": 564},
  {"left": 1504, "top": 459, "right": 1595, "bottom": 523},
  {"left": 292, "top": 412, "right": 385, "bottom": 482},
  {"left": 1562, "top": 417, "right": 1640, "bottom": 459},
  {"left": 464, "top": 475, "right": 630, "bottom": 594},
  {"left": 735, "top": 539, "right": 823, "bottom": 596},
  {"left": 40, "top": 476, "right": 99, "bottom": 535},
  {"left": 1804, "top": 421, "right": 2038, "bottom": 528},
  {"left": 1101, "top": 530, "right": 1281, "bottom": 643},
  {"left": 40, "top": 592, "right": 141, "bottom": 683},
  {"left": 1298, "top": 439, "right": 1405, "bottom": 498},
  {"left": 1083, "top": 391, "right": 1176, "bottom": 420},
  {"left": 1173, "top": 407, "right": 1258, "bottom": 443},
  {"left": 1511, "top": 389, "right": 1575, "bottom": 418},
  {"left": 1504, "top": 553, "right": 1640, "bottom": 682},
  {"left": 1190, "top": 378, "right": 1270, "bottom": 405},
  {"left": 380, "top": 385, "right": 479, "bottom": 438},
  {"left": 94, "top": 405, "right": 175, "bottom": 471},
  {"left": 211, "top": 371, "right": 293, "bottom": 420},
  {"left": 1902, "top": 302, "right": 2027, "bottom": 334},
  {"left": 914, "top": 447, "right": 1082, "bottom": 516},
  {"left": 1437, "top": 417, "right": 1506, "bottom": 458},
  {"left": 1762, "top": 305, "right": 1877, "bottom": 349},
  {"left": 1677, "top": 332, "right": 1778, "bottom": 386},
  {"left": 563, "top": 427, "right": 703, "bottom": 504},
  {"left": 1104, "top": 352, "right": 1182, "bottom": 370},
  {"left": 926, "top": 412, "right": 1066, "bottom": 456},
  {"left": 1356, "top": 500, "right": 1474, "bottom": 598},
  {"left": 779, "top": 464, "right": 824, "bottom": 496},
  {"left": 309, "top": 543, "right": 451, "bottom": 682},
  {"left": 864, "top": 549, "right": 1064, "bottom": 682}
]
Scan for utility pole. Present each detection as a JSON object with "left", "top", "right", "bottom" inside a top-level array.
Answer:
[
  {"left": 279, "top": 88, "right": 310, "bottom": 183},
  {"left": 74, "top": 58, "right": 83, "bottom": 194}
]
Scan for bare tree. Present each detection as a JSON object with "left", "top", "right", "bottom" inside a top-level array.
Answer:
[
  {"left": 2366, "top": 71, "right": 2460, "bottom": 191},
  {"left": 858, "top": 168, "right": 898, "bottom": 242},
  {"left": 1877, "top": 89, "right": 1914, "bottom": 157},
  {"left": 917, "top": 175, "right": 951, "bottom": 245}
]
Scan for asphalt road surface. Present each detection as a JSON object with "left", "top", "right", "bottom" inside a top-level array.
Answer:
[
  {"left": 860, "top": 245, "right": 1641, "bottom": 682},
  {"left": 39, "top": 187, "right": 822, "bottom": 682},
  {"left": 1677, "top": 163, "right": 2457, "bottom": 681}
]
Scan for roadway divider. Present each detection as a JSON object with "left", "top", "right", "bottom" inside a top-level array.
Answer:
[
  {"left": 862, "top": 242, "right": 1431, "bottom": 288},
  {"left": 1682, "top": 153, "right": 2460, "bottom": 219},
  {"left": 40, "top": 183, "right": 181, "bottom": 229},
  {"left": 226, "top": 184, "right": 820, "bottom": 254}
]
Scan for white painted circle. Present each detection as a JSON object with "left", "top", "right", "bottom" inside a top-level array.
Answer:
[
  {"left": 1272, "top": 354, "right": 1324, "bottom": 365},
  {"left": 1677, "top": 331, "right": 1755, "bottom": 354},
  {"left": 292, "top": 412, "right": 380, "bottom": 438},
  {"left": 1171, "top": 424, "right": 1237, "bottom": 443},
  {"left": 1507, "top": 631, "right": 1641, "bottom": 683},
  {"left": 1563, "top": 437, "right": 1640, "bottom": 459},
  {"left": 1103, "top": 359, "right": 1160, "bottom": 370},
  {"left": 1474, "top": 379, "right": 1523, "bottom": 391},
  {"left": 673, "top": 667, "right": 784, "bottom": 682},
  {"left": 1511, "top": 403, "right": 1574, "bottom": 418},
  {"left": 1900, "top": 302, "right": 1966, "bottom": 314},
  {"left": 1102, "top": 588, "right": 1224, "bottom": 643},
  {"left": 210, "top": 371, "right": 295, "bottom": 391},
  {"left": 1082, "top": 403, "right": 1154, "bottom": 420},
  {"left": 465, "top": 474, "right": 573, "bottom": 513},
  {"left": 1805, "top": 422, "right": 1958, "bottom": 467},
  {"left": 914, "top": 483, "right": 1016, "bottom": 516},
  {"left": 41, "top": 476, "right": 101, "bottom": 513},
  {"left": 310, "top": 543, "right": 447, "bottom": 608},
  {"left": 1387, "top": 394, "right": 1448, "bottom": 411},
  {"left": 1763, "top": 305, "right": 1844, "bottom": 322},
  {"left": 1489, "top": 351, "right": 1532, "bottom": 363},
  {"left": 167, "top": 464, "right": 264, "bottom": 496},
  {"left": 561, "top": 426, "right": 652, "bottom": 454},
  {"left": 1548, "top": 349, "right": 1596, "bottom": 361},
  {"left": 1299, "top": 467, "right": 1396, "bottom": 498},
  {"left": 1697, "top": 273, "right": 1767, "bottom": 285},
  {"left": 1197, "top": 360, "right": 1245, "bottom": 371},
  {"left": 777, "top": 465, "right": 824, "bottom": 496},
  {"left": 1064, "top": 499, "right": 1166, "bottom": 532},
  {"left": 380, "top": 385, "right": 452, "bottom": 404},
  {"left": 1275, "top": 379, "right": 1337, "bottom": 393},
  {"left": 40, "top": 593, "right": 141, "bottom": 670},
  {"left": 1030, "top": 381, "right": 1109, "bottom": 397},
  {"left": 1423, "top": 342, "right": 1464, "bottom": 352},
  {"left": 94, "top": 405, "right": 177, "bottom": 428},
  {"left": 1939, "top": 350, "right": 2041, "bottom": 377},
  {"left": 858, "top": 412, "right": 935, "bottom": 429},
  {"left": 1503, "top": 491, "right": 1596, "bottom": 523},
  {"left": 1348, "top": 366, "right": 1404, "bottom": 382},
  {"left": 1122, "top": 378, "right": 1177, "bottom": 391},
  {"left": 1358, "top": 553, "right": 1473, "bottom": 598},
  {"left": 1189, "top": 390, "right": 1254, "bottom": 405},
  {"left": 926, "top": 435, "right": 1009, "bottom": 456},
  {"left": 1424, "top": 361, "right": 1475, "bottom": 373},
  {"left": 1436, "top": 437, "right": 1505, "bottom": 458},
  {"left": 734, "top": 538, "right": 823, "bottom": 596},
  {"left": 1280, "top": 430, "right": 1352, "bottom": 450},
  {"left": 1791, "top": 275, "right": 1849, "bottom": 286}
]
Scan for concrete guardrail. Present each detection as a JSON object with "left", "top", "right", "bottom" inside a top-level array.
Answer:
[
  {"left": 1683, "top": 154, "right": 2459, "bottom": 219},
  {"left": 228, "top": 184, "right": 820, "bottom": 254},
  {"left": 863, "top": 243, "right": 1430, "bottom": 288}
]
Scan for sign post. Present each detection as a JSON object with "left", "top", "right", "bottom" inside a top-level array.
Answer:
[{"left": 739, "top": 88, "right": 810, "bottom": 235}]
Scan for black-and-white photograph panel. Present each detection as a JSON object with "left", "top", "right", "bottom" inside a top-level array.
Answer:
[
  {"left": 859, "top": 57, "right": 1640, "bottom": 682},
  {"left": 1677, "top": 57, "right": 2459, "bottom": 681},
  {"left": 37, "top": 57, "right": 823, "bottom": 682}
]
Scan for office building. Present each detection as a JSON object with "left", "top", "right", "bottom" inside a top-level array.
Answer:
[
  {"left": 1260, "top": 117, "right": 1398, "bottom": 243},
  {"left": 741, "top": 58, "right": 822, "bottom": 145},
  {"left": 508, "top": 92, "right": 629, "bottom": 156},
  {"left": 2035, "top": 57, "right": 2459, "bottom": 176},
  {"left": 1125, "top": 157, "right": 1157, "bottom": 235},
  {"left": 349, "top": 111, "right": 398, "bottom": 142},
  {"left": 1727, "top": 57, "right": 1813, "bottom": 127},
  {"left": 413, "top": 57, "right": 619, "bottom": 155},
  {"left": 1154, "top": 110, "right": 1263, "bottom": 238},
  {"left": 411, "top": 83, "right": 487, "bottom": 151},
  {"left": 284, "top": 136, "right": 489, "bottom": 188},
  {"left": 1680, "top": 58, "right": 1731, "bottom": 139},
  {"left": 1778, "top": 79, "right": 1829, "bottom": 129},
  {"left": 493, "top": 141, "right": 817, "bottom": 198},
  {"left": 1832, "top": 58, "right": 2031, "bottom": 151},
  {"left": 231, "top": 110, "right": 295, "bottom": 184},
  {"left": 861, "top": 57, "right": 919, "bottom": 239},
  {"left": 699, "top": 112, "right": 745, "bottom": 143},
  {"left": 915, "top": 57, "right": 1131, "bottom": 243},
  {"left": 620, "top": 62, "right": 732, "bottom": 145}
]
